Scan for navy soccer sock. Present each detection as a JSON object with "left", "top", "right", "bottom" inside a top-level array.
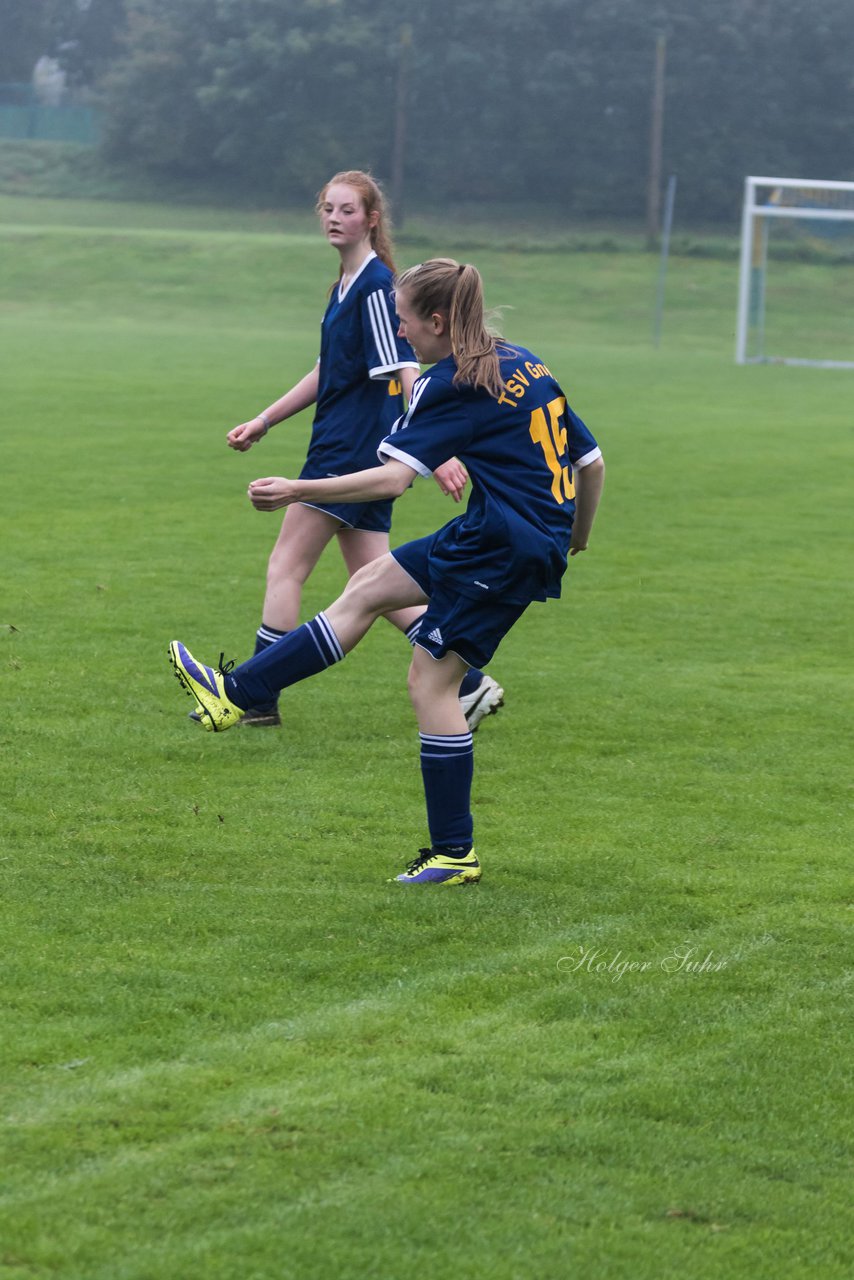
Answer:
[
  {"left": 419, "top": 732, "right": 474, "bottom": 854},
  {"left": 459, "top": 667, "right": 485, "bottom": 697},
  {"left": 255, "top": 624, "right": 288, "bottom": 656},
  {"left": 247, "top": 624, "right": 288, "bottom": 711},
  {"left": 224, "top": 612, "right": 344, "bottom": 709}
]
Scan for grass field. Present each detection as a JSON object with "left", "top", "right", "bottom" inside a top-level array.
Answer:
[{"left": 1, "top": 195, "right": 852, "bottom": 1280}]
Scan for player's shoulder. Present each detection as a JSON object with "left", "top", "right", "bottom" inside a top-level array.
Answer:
[
  {"left": 357, "top": 255, "right": 395, "bottom": 294},
  {"left": 399, "top": 362, "right": 462, "bottom": 425},
  {"left": 496, "top": 341, "right": 550, "bottom": 375},
  {"left": 498, "top": 341, "right": 570, "bottom": 401},
  {"left": 414, "top": 356, "right": 458, "bottom": 398}
]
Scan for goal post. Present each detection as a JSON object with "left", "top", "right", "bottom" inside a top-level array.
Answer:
[{"left": 735, "top": 176, "right": 854, "bottom": 368}]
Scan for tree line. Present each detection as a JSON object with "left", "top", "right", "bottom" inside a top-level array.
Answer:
[{"left": 5, "top": 0, "right": 853, "bottom": 224}]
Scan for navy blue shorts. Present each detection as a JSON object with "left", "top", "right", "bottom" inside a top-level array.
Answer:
[
  {"left": 298, "top": 458, "right": 393, "bottom": 533},
  {"left": 392, "top": 533, "right": 529, "bottom": 670}
]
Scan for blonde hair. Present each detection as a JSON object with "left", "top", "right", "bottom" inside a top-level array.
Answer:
[
  {"left": 315, "top": 170, "right": 396, "bottom": 273},
  {"left": 394, "top": 258, "right": 505, "bottom": 398}
]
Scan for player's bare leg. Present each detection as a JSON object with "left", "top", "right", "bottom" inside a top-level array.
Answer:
[
  {"left": 336, "top": 528, "right": 426, "bottom": 635},
  {"left": 262, "top": 503, "right": 341, "bottom": 631},
  {"left": 323, "top": 553, "right": 428, "bottom": 650},
  {"left": 406, "top": 645, "right": 469, "bottom": 736},
  {"left": 339, "top": 528, "right": 502, "bottom": 730},
  {"left": 230, "top": 502, "right": 341, "bottom": 724}
]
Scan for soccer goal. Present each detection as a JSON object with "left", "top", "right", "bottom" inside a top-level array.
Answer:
[{"left": 735, "top": 176, "right": 854, "bottom": 368}]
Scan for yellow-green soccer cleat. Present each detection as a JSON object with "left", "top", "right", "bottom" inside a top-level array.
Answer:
[
  {"left": 168, "top": 641, "right": 245, "bottom": 732},
  {"left": 392, "top": 847, "right": 482, "bottom": 886}
]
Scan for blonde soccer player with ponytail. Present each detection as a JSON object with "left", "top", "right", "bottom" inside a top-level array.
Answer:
[{"left": 171, "top": 259, "right": 604, "bottom": 885}]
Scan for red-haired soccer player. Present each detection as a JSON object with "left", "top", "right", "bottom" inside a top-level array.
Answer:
[{"left": 219, "top": 172, "right": 503, "bottom": 730}]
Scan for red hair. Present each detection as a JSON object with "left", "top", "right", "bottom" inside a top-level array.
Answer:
[{"left": 316, "top": 170, "right": 396, "bottom": 273}]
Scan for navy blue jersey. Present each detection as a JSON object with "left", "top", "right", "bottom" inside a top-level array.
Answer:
[
  {"left": 378, "top": 345, "right": 601, "bottom": 604},
  {"left": 306, "top": 252, "right": 420, "bottom": 477}
]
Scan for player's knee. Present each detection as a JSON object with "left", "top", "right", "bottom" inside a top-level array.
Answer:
[
  {"left": 406, "top": 661, "right": 431, "bottom": 719},
  {"left": 267, "top": 546, "right": 310, "bottom": 588},
  {"left": 343, "top": 555, "right": 395, "bottom": 610},
  {"left": 407, "top": 652, "right": 445, "bottom": 713}
]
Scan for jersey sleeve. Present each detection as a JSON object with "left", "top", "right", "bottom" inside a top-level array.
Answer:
[
  {"left": 361, "top": 286, "right": 420, "bottom": 380},
  {"left": 566, "top": 405, "right": 602, "bottom": 468},
  {"left": 378, "top": 373, "right": 474, "bottom": 476}
]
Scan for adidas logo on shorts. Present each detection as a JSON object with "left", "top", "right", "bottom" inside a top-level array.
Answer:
[{"left": 426, "top": 627, "right": 444, "bottom": 646}]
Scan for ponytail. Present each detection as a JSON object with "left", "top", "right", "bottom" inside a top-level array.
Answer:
[{"left": 394, "top": 259, "right": 506, "bottom": 398}]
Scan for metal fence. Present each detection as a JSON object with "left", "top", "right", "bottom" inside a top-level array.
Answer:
[{"left": 0, "top": 84, "right": 101, "bottom": 145}]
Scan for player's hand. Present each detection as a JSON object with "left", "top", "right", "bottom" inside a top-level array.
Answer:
[
  {"left": 247, "top": 476, "right": 297, "bottom": 511},
  {"left": 569, "top": 537, "right": 588, "bottom": 556},
  {"left": 433, "top": 457, "right": 468, "bottom": 503},
  {"left": 227, "top": 417, "right": 268, "bottom": 452}
]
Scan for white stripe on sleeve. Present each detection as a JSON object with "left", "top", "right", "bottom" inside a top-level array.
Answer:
[
  {"left": 388, "top": 376, "right": 430, "bottom": 435},
  {"left": 377, "top": 441, "right": 433, "bottom": 478},
  {"left": 367, "top": 290, "right": 398, "bottom": 369},
  {"left": 573, "top": 446, "right": 602, "bottom": 469}
]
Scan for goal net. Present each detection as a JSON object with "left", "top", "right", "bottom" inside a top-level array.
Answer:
[{"left": 735, "top": 176, "right": 854, "bottom": 368}]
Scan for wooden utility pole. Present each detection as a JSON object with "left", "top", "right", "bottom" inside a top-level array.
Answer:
[
  {"left": 391, "top": 24, "right": 412, "bottom": 228},
  {"left": 647, "top": 33, "right": 666, "bottom": 245}
]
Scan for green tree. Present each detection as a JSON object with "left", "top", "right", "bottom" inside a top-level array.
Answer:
[
  {"left": 98, "top": 0, "right": 854, "bottom": 222},
  {"left": 60, "top": 0, "right": 128, "bottom": 92},
  {"left": 102, "top": 0, "right": 401, "bottom": 194},
  {"left": 0, "top": 0, "right": 47, "bottom": 82},
  {"left": 0, "top": 0, "right": 127, "bottom": 90}
]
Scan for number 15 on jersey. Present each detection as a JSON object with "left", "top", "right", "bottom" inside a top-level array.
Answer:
[{"left": 528, "top": 396, "right": 575, "bottom": 504}]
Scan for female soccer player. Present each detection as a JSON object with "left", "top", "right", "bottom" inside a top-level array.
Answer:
[
  {"left": 170, "top": 259, "right": 605, "bottom": 885},
  {"left": 221, "top": 170, "right": 501, "bottom": 729}
]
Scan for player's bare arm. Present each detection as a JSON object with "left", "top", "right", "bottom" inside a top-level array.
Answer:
[
  {"left": 400, "top": 365, "right": 419, "bottom": 404},
  {"left": 569, "top": 455, "right": 605, "bottom": 554},
  {"left": 247, "top": 458, "right": 417, "bottom": 511},
  {"left": 227, "top": 366, "right": 321, "bottom": 452}
]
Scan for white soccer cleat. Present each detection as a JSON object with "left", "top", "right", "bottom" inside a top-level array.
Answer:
[{"left": 460, "top": 674, "right": 505, "bottom": 731}]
